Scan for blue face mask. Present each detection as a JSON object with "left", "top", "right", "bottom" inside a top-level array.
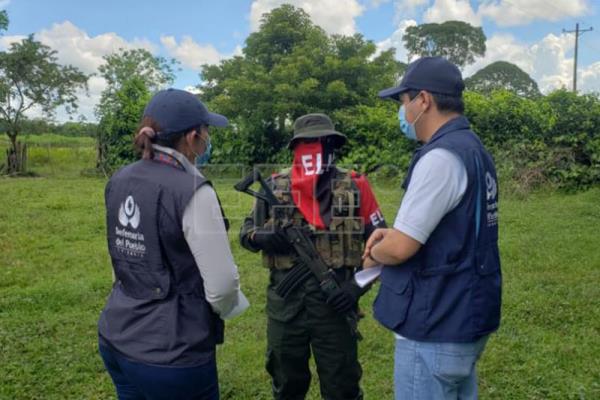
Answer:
[
  {"left": 194, "top": 137, "right": 212, "bottom": 168},
  {"left": 398, "top": 96, "right": 425, "bottom": 141}
]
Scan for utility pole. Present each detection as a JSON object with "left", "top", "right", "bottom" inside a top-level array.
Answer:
[{"left": 563, "top": 23, "right": 593, "bottom": 92}]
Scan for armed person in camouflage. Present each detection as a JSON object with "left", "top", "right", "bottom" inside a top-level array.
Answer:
[{"left": 239, "top": 113, "right": 387, "bottom": 400}]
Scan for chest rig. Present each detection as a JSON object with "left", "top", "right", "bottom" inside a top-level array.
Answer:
[{"left": 262, "top": 168, "right": 364, "bottom": 270}]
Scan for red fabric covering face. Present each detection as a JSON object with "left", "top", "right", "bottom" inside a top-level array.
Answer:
[{"left": 291, "top": 141, "right": 327, "bottom": 229}]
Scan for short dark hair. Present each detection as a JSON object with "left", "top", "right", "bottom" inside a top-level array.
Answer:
[{"left": 406, "top": 90, "right": 464, "bottom": 114}]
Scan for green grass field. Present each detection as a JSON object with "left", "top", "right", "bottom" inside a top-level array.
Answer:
[
  {"left": 1, "top": 135, "right": 599, "bottom": 399},
  {"left": 0, "top": 135, "right": 97, "bottom": 179}
]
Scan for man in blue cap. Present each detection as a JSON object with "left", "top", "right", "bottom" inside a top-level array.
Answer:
[{"left": 362, "top": 57, "right": 502, "bottom": 399}]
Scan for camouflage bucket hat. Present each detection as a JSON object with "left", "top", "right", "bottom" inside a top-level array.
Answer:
[{"left": 288, "top": 113, "right": 347, "bottom": 149}]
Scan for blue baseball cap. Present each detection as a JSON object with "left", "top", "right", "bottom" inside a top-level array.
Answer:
[
  {"left": 143, "top": 88, "right": 228, "bottom": 137},
  {"left": 378, "top": 56, "right": 465, "bottom": 101}
]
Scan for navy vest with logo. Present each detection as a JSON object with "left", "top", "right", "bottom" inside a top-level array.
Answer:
[
  {"left": 99, "top": 159, "right": 224, "bottom": 366},
  {"left": 373, "top": 116, "right": 502, "bottom": 342}
]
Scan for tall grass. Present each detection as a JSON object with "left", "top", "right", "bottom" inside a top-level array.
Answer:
[
  {"left": 0, "top": 134, "right": 95, "bottom": 147},
  {"left": 0, "top": 134, "right": 96, "bottom": 178}
]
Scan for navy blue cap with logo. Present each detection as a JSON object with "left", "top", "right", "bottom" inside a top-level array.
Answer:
[
  {"left": 378, "top": 56, "right": 465, "bottom": 101},
  {"left": 143, "top": 88, "right": 228, "bottom": 138}
]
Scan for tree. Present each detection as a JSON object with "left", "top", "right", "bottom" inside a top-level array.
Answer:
[
  {"left": 0, "top": 35, "right": 88, "bottom": 174},
  {"left": 0, "top": 10, "right": 8, "bottom": 32},
  {"left": 97, "top": 77, "right": 150, "bottom": 174},
  {"left": 96, "top": 48, "right": 176, "bottom": 173},
  {"left": 200, "top": 5, "right": 400, "bottom": 164},
  {"left": 244, "top": 4, "right": 324, "bottom": 70},
  {"left": 96, "top": 48, "right": 177, "bottom": 120},
  {"left": 465, "top": 61, "right": 541, "bottom": 98},
  {"left": 402, "top": 20, "right": 486, "bottom": 68}
]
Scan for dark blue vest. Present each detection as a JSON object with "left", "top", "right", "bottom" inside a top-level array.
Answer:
[
  {"left": 99, "top": 159, "right": 224, "bottom": 366},
  {"left": 373, "top": 116, "right": 502, "bottom": 342}
]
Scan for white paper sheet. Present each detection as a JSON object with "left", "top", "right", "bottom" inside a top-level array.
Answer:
[{"left": 354, "top": 265, "right": 383, "bottom": 288}]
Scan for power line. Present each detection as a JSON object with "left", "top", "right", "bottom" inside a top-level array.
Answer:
[
  {"left": 562, "top": 23, "right": 593, "bottom": 92},
  {"left": 496, "top": 0, "right": 598, "bottom": 92}
]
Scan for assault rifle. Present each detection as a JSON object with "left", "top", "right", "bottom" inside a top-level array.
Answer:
[{"left": 234, "top": 170, "right": 361, "bottom": 339}]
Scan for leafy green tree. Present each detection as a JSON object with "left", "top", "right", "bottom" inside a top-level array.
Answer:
[
  {"left": 0, "top": 117, "right": 50, "bottom": 136},
  {"left": 0, "top": 10, "right": 8, "bottom": 33},
  {"left": 96, "top": 48, "right": 176, "bottom": 174},
  {"left": 465, "top": 61, "right": 541, "bottom": 98},
  {"left": 0, "top": 35, "right": 88, "bottom": 174},
  {"left": 402, "top": 21, "right": 486, "bottom": 68},
  {"left": 244, "top": 5, "right": 325, "bottom": 70},
  {"left": 98, "top": 77, "right": 150, "bottom": 174},
  {"left": 57, "top": 121, "right": 98, "bottom": 137},
  {"left": 200, "top": 5, "right": 400, "bottom": 164},
  {"left": 96, "top": 48, "right": 177, "bottom": 120}
]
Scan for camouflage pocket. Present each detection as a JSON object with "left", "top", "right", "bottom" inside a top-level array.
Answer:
[{"left": 343, "top": 217, "right": 364, "bottom": 267}]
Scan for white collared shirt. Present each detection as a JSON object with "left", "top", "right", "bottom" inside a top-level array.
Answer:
[
  {"left": 392, "top": 148, "right": 467, "bottom": 340},
  {"left": 153, "top": 145, "right": 249, "bottom": 319},
  {"left": 394, "top": 148, "right": 468, "bottom": 244}
]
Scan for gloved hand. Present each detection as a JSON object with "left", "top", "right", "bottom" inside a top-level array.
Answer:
[
  {"left": 326, "top": 280, "right": 365, "bottom": 314},
  {"left": 250, "top": 226, "right": 293, "bottom": 254}
]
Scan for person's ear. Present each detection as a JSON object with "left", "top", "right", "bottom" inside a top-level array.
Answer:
[
  {"left": 420, "top": 91, "right": 432, "bottom": 112},
  {"left": 184, "top": 130, "right": 197, "bottom": 151}
]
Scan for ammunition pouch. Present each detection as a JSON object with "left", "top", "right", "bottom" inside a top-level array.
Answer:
[{"left": 262, "top": 168, "right": 364, "bottom": 270}]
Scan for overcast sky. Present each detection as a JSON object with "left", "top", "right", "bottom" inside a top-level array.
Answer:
[{"left": 2, "top": 0, "right": 599, "bottom": 122}]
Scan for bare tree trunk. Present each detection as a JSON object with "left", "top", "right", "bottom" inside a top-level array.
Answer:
[
  {"left": 4, "top": 133, "right": 27, "bottom": 175},
  {"left": 8, "top": 133, "right": 16, "bottom": 153},
  {"left": 96, "top": 133, "right": 104, "bottom": 170},
  {"left": 21, "top": 141, "right": 27, "bottom": 172},
  {"left": 7, "top": 134, "right": 18, "bottom": 174}
]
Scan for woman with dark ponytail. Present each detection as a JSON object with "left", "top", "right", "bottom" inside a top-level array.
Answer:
[{"left": 98, "top": 88, "right": 248, "bottom": 400}]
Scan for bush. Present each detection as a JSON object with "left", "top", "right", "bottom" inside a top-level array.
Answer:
[
  {"left": 465, "top": 89, "right": 600, "bottom": 192},
  {"left": 335, "top": 102, "right": 415, "bottom": 175},
  {"left": 465, "top": 90, "right": 554, "bottom": 145},
  {"left": 92, "top": 80, "right": 600, "bottom": 192}
]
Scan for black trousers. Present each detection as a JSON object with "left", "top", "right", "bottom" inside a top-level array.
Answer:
[{"left": 265, "top": 271, "right": 363, "bottom": 400}]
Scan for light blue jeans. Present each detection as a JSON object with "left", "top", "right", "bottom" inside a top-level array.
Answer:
[{"left": 394, "top": 335, "right": 489, "bottom": 400}]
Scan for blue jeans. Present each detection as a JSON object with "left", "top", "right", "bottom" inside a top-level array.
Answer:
[
  {"left": 99, "top": 344, "right": 219, "bottom": 400},
  {"left": 394, "top": 335, "right": 489, "bottom": 400}
]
